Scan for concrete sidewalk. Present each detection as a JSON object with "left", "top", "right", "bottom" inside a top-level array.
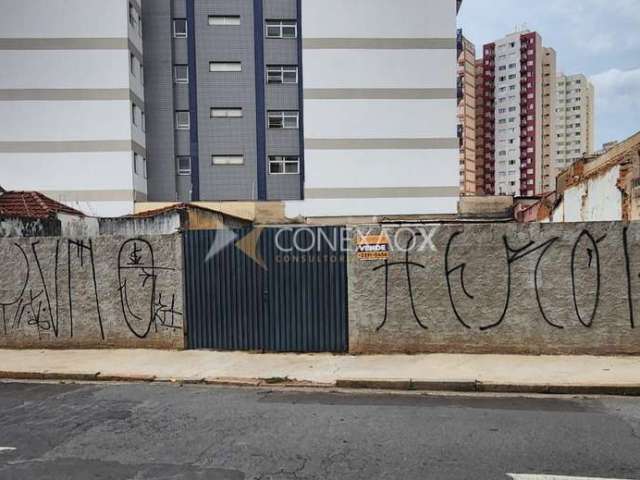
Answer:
[{"left": 1, "top": 349, "right": 640, "bottom": 395}]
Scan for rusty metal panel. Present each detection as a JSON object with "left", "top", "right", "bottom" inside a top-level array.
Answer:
[{"left": 184, "top": 227, "right": 347, "bottom": 352}]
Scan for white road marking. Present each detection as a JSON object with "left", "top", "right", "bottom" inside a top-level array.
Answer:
[
  {"left": 509, "top": 475, "right": 636, "bottom": 480},
  {"left": 0, "top": 447, "right": 16, "bottom": 453}
]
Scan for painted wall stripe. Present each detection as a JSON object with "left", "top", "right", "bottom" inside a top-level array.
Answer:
[
  {"left": 40, "top": 190, "right": 145, "bottom": 202},
  {"left": 305, "top": 186, "right": 459, "bottom": 199},
  {"left": 304, "top": 138, "right": 459, "bottom": 150},
  {"left": 253, "top": 0, "right": 267, "bottom": 200},
  {"left": 0, "top": 38, "right": 129, "bottom": 50},
  {"left": 304, "top": 88, "right": 457, "bottom": 100},
  {"left": 186, "top": 0, "right": 200, "bottom": 200},
  {"left": 0, "top": 140, "right": 146, "bottom": 154},
  {"left": 303, "top": 38, "right": 456, "bottom": 50},
  {"left": 0, "top": 89, "right": 132, "bottom": 101}
]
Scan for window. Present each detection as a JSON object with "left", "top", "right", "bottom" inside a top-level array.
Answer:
[
  {"left": 268, "top": 111, "right": 299, "bottom": 129},
  {"left": 130, "top": 53, "right": 136, "bottom": 75},
  {"left": 132, "top": 152, "right": 138, "bottom": 174},
  {"left": 265, "top": 20, "right": 297, "bottom": 38},
  {"left": 212, "top": 155, "right": 244, "bottom": 165},
  {"left": 173, "top": 19, "right": 187, "bottom": 38},
  {"left": 131, "top": 103, "right": 141, "bottom": 126},
  {"left": 210, "top": 62, "right": 242, "bottom": 72},
  {"left": 208, "top": 15, "right": 241, "bottom": 26},
  {"left": 174, "top": 65, "right": 189, "bottom": 83},
  {"left": 176, "top": 156, "right": 191, "bottom": 176},
  {"left": 211, "top": 108, "right": 243, "bottom": 118},
  {"left": 142, "top": 156, "right": 147, "bottom": 178},
  {"left": 269, "top": 156, "right": 299, "bottom": 174},
  {"left": 129, "top": 3, "right": 137, "bottom": 29},
  {"left": 267, "top": 65, "right": 298, "bottom": 84},
  {"left": 175, "top": 111, "right": 190, "bottom": 130}
]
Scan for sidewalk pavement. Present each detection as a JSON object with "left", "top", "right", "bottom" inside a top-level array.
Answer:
[{"left": 2, "top": 349, "right": 640, "bottom": 395}]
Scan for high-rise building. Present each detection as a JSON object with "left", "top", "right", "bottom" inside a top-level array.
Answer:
[
  {"left": 479, "top": 31, "right": 548, "bottom": 197},
  {"left": 1, "top": 0, "right": 460, "bottom": 219},
  {"left": 0, "top": 0, "right": 147, "bottom": 216},
  {"left": 143, "top": 0, "right": 460, "bottom": 218},
  {"left": 474, "top": 58, "right": 487, "bottom": 195},
  {"left": 457, "top": 30, "right": 477, "bottom": 196},
  {"left": 541, "top": 47, "right": 558, "bottom": 193},
  {"left": 143, "top": 0, "right": 304, "bottom": 203},
  {"left": 555, "top": 73, "right": 595, "bottom": 169}
]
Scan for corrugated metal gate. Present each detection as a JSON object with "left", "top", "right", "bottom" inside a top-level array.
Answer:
[{"left": 184, "top": 227, "right": 348, "bottom": 352}]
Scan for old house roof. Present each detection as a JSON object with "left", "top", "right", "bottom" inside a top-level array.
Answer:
[{"left": 0, "top": 191, "right": 84, "bottom": 219}]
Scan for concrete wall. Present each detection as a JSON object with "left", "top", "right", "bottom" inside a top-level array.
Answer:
[
  {"left": 299, "top": 0, "right": 459, "bottom": 217},
  {"left": 348, "top": 222, "right": 640, "bottom": 355},
  {"left": 0, "top": 0, "right": 147, "bottom": 217},
  {"left": 0, "top": 234, "right": 184, "bottom": 349},
  {"left": 559, "top": 166, "right": 622, "bottom": 223}
]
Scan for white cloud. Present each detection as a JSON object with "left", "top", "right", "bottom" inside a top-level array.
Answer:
[
  {"left": 590, "top": 67, "right": 640, "bottom": 112},
  {"left": 590, "top": 67, "right": 640, "bottom": 144}
]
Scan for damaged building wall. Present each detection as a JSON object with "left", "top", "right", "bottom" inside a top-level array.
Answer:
[{"left": 561, "top": 165, "right": 622, "bottom": 222}]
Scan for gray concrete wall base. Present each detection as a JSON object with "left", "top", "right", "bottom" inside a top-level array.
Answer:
[
  {"left": 348, "top": 222, "right": 640, "bottom": 355},
  {"left": 0, "top": 234, "right": 184, "bottom": 349}
]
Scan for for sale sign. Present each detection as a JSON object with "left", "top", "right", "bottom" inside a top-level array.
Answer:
[{"left": 356, "top": 234, "right": 390, "bottom": 261}]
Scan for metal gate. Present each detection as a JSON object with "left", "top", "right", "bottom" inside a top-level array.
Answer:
[{"left": 184, "top": 227, "right": 348, "bottom": 352}]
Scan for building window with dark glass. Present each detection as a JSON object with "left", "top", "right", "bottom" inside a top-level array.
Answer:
[
  {"left": 265, "top": 20, "right": 297, "bottom": 38},
  {"left": 269, "top": 156, "right": 300, "bottom": 174},
  {"left": 174, "top": 65, "right": 189, "bottom": 84},
  {"left": 175, "top": 111, "right": 190, "bottom": 130},
  {"left": 268, "top": 111, "right": 299, "bottom": 129},
  {"left": 266, "top": 65, "right": 298, "bottom": 84},
  {"left": 176, "top": 156, "right": 191, "bottom": 175},
  {"left": 173, "top": 19, "right": 187, "bottom": 38}
]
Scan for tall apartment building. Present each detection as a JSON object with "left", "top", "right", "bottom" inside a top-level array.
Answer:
[
  {"left": 143, "top": 0, "right": 304, "bottom": 203},
  {"left": 477, "top": 31, "right": 556, "bottom": 197},
  {"left": 144, "top": 0, "right": 460, "bottom": 218},
  {"left": 0, "top": 0, "right": 460, "bottom": 218},
  {"left": 474, "top": 58, "right": 487, "bottom": 194},
  {"left": 457, "top": 30, "right": 477, "bottom": 195},
  {"left": 555, "top": 73, "right": 595, "bottom": 169},
  {"left": 541, "top": 47, "right": 558, "bottom": 193},
  {"left": 0, "top": 0, "right": 147, "bottom": 216}
]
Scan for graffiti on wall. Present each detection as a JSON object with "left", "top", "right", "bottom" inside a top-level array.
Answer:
[
  {"left": 0, "top": 237, "right": 182, "bottom": 344},
  {"left": 362, "top": 225, "right": 638, "bottom": 335}
]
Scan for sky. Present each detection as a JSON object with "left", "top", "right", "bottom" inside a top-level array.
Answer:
[{"left": 458, "top": 0, "right": 640, "bottom": 148}]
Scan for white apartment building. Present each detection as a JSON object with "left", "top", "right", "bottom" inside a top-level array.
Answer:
[
  {"left": 0, "top": 0, "right": 146, "bottom": 217},
  {"left": 287, "top": 0, "right": 460, "bottom": 218},
  {"left": 479, "top": 30, "right": 566, "bottom": 198},
  {"left": 555, "top": 73, "right": 595, "bottom": 169}
]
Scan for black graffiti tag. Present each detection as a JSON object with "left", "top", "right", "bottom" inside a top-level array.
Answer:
[
  {"left": 445, "top": 232, "right": 558, "bottom": 331},
  {"left": 0, "top": 243, "right": 29, "bottom": 336},
  {"left": 118, "top": 239, "right": 176, "bottom": 339},
  {"left": 571, "top": 230, "right": 605, "bottom": 328},
  {"left": 373, "top": 233, "right": 429, "bottom": 331}
]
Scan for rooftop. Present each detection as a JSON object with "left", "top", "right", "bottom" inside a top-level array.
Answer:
[{"left": 0, "top": 191, "right": 84, "bottom": 219}]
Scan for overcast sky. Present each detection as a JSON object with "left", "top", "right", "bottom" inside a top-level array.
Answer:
[{"left": 458, "top": 0, "right": 640, "bottom": 148}]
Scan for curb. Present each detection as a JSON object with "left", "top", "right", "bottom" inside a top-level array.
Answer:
[
  {"left": 0, "top": 371, "right": 100, "bottom": 382},
  {"left": 336, "top": 378, "right": 640, "bottom": 396},
  {"left": 2, "top": 372, "right": 640, "bottom": 396}
]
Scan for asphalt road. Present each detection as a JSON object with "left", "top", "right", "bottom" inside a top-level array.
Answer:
[{"left": 0, "top": 382, "right": 640, "bottom": 479}]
